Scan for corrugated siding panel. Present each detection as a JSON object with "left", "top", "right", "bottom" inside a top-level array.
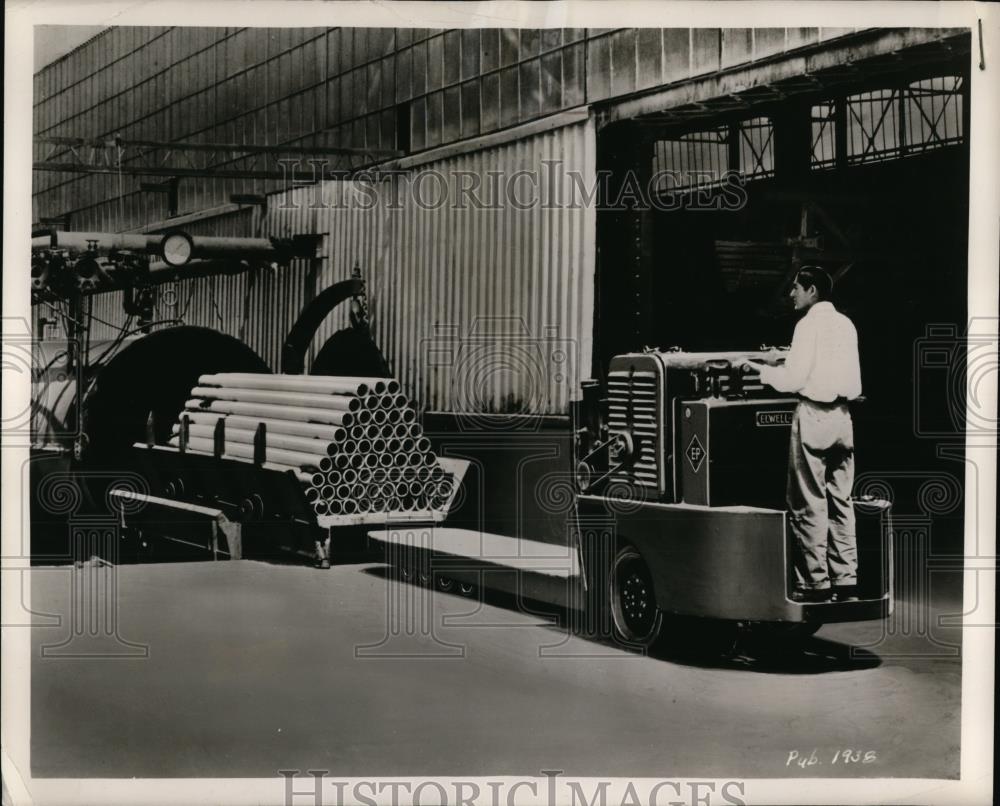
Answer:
[
  {"left": 262, "top": 117, "right": 596, "bottom": 415},
  {"left": 371, "top": 117, "right": 595, "bottom": 415},
  {"left": 264, "top": 180, "right": 388, "bottom": 365},
  {"left": 89, "top": 291, "right": 126, "bottom": 342},
  {"left": 314, "top": 181, "right": 385, "bottom": 351}
]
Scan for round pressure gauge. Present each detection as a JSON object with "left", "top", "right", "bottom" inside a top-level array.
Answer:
[{"left": 161, "top": 231, "right": 194, "bottom": 267}]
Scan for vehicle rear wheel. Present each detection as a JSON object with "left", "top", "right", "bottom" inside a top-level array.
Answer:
[{"left": 609, "top": 544, "right": 664, "bottom": 648}]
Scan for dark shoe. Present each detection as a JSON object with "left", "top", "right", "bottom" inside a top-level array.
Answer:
[
  {"left": 790, "top": 588, "right": 832, "bottom": 604},
  {"left": 831, "top": 585, "right": 859, "bottom": 602}
]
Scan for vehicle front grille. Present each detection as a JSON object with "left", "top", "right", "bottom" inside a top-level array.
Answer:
[{"left": 607, "top": 370, "right": 660, "bottom": 492}]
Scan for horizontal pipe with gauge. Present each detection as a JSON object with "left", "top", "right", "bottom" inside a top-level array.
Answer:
[
  {"left": 35, "top": 230, "right": 317, "bottom": 262},
  {"left": 30, "top": 230, "right": 321, "bottom": 299}
]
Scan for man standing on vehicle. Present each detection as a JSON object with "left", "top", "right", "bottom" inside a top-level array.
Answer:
[{"left": 742, "top": 266, "right": 862, "bottom": 603}]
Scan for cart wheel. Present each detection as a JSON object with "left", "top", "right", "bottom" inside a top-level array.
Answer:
[
  {"left": 436, "top": 574, "right": 454, "bottom": 592},
  {"left": 418, "top": 568, "right": 432, "bottom": 587},
  {"left": 459, "top": 581, "right": 476, "bottom": 597},
  {"left": 399, "top": 564, "right": 413, "bottom": 582},
  {"left": 609, "top": 544, "right": 664, "bottom": 648}
]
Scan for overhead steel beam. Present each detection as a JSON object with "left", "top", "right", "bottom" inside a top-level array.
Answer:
[
  {"left": 33, "top": 162, "right": 366, "bottom": 181},
  {"left": 600, "top": 29, "right": 969, "bottom": 127},
  {"left": 34, "top": 135, "right": 402, "bottom": 183},
  {"left": 621, "top": 40, "right": 967, "bottom": 134},
  {"left": 35, "top": 135, "right": 401, "bottom": 159}
]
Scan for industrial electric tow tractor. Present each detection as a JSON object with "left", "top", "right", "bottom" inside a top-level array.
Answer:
[
  {"left": 571, "top": 347, "right": 893, "bottom": 650},
  {"left": 369, "top": 345, "right": 891, "bottom": 652}
]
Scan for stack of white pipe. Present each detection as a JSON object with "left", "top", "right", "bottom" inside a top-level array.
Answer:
[{"left": 168, "top": 373, "right": 455, "bottom": 516}]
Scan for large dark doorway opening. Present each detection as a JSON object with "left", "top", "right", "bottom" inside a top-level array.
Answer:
[{"left": 594, "top": 54, "right": 970, "bottom": 547}]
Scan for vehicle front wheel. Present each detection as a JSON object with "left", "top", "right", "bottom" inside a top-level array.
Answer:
[{"left": 609, "top": 544, "right": 664, "bottom": 649}]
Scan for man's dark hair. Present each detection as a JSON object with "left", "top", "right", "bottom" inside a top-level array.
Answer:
[{"left": 795, "top": 265, "right": 833, "bottom": 301}]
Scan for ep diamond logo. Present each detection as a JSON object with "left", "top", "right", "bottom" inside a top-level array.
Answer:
[{"left": 686, "top": 434, "right": 706, "bottom": 473}]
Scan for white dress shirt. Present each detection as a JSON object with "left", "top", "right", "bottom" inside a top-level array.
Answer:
[{"left": 757, "top": 301, "right": 862, "bottom": 403}]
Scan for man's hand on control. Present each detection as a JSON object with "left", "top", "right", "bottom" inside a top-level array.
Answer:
[
  {"left": 769, "top": 347, "right": 789, "bottom": 365},
  {"left": 743, "top": 351, "right": 784, "bottom": 370}
]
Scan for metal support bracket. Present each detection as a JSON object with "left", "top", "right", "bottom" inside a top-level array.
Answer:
[
  {"left": 213, "top": 417, "right": 225, "bottom": 459},
  {"left": 179, "top": 414, "right": 190, "bottom": 454},
  {"left": 253, "top": 422, "right": 267, "bottom": 466},
  {"left": 111, "top": 488, "right": 243, "bottom": 561}
]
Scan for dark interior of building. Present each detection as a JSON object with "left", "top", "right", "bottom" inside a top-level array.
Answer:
[{"left": 596, "top": 63, "right": 970, "bottom": 550}]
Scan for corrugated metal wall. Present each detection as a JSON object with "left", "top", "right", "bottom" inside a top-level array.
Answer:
[
  {"left": 85, "top": 117, "right": 596, "bottom": 416},
  {"left": 403, "top": 118, "right": 593, "bottom": 415},
  {"left": 273, "top": 116, "right": 597, "bottom": 414}
]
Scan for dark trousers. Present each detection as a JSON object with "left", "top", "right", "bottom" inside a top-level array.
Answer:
[{"left": 787, "top": 399, "right": 857, "bottom": 590}]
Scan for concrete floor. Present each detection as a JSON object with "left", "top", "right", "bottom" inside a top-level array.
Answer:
[{"left": 29, "top": 559, "right": 962, "bottom": 779}]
